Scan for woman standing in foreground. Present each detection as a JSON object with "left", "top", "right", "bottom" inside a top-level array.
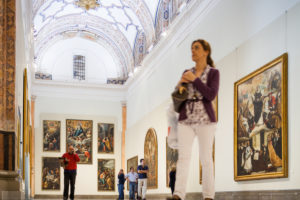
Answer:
[{"left": 172, "top": 39, "right": 219, "bottom": 200}]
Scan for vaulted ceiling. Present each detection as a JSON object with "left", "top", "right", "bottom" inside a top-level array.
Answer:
[{"left": 33, "top": 0, "right": 192, "bottom": 84}]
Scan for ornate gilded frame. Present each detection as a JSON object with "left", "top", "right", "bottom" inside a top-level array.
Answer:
[
  {"left": 234, "top": 53, "right": 288, "bottom": 181},
  {"left": 126, "top": 155, "right": 138, "bottom": 191},
  {"left": 144, "top": 128, "right": 158, "bottom": 189}
]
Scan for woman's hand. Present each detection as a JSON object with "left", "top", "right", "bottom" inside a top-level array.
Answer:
[{"left": 182, "top": 71, "right": 197, "bottom": 82}]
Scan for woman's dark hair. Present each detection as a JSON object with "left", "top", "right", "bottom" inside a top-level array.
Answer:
[
  {"left": 140, "top": 158, "right": 144, "bottom": 163},
  {"left": 192, "top": 39, "right": 215, "bottom": 68}
]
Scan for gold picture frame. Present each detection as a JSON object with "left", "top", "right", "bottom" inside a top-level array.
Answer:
[
  {"left": 41, "top": 157, "right": 60, "bottom": 190},
  {"left": 127, "top": 155, "right": 138, "bottom": 191},
  {"left": 166, "top": 137, "right": 178, "bottom": 187},
  {"left": 97, "top": 159, "right": 115, "bottom": 191},
  {"left": 144, "top": 128, "right": 158, "bottom": 189},
  {"left": 22, "top": 68, "right": 28, "bottom": 180},
  {"left": 66, "top": 119, "right": 93, "bottom": 164},
  {"left": 234, "top": 53, "right": 288, "bottom": 181}
]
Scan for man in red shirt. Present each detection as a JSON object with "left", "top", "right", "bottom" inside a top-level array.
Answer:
[{"left": 62, "top": 145, "right": 80, "bottom": 200}]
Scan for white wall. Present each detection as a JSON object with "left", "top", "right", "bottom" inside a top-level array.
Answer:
[
  {"left": 126, "top": 0, "right": 300, "bottom": 194},
  {"left": 34, "top": 96, "right": 123, "bottom": 195}
]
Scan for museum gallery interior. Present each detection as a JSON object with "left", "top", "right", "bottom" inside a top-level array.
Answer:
[{"left": 0, "top": 0, "right": 300, "bottom": 199}]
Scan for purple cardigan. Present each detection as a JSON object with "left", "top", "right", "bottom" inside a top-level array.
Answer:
[{"left": 178, "top": 68, "right": 220, "bottom": 122}]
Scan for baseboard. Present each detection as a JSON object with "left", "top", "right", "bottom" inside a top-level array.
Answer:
[{"left": 34, "top": 190, "right": 300, "bottom": 200}]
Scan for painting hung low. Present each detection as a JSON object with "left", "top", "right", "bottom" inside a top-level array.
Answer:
[
  {"left": 98, "top": 159, "right": 115, "bottom": 191},
  {"left": 234, "top": 53, "right": 288, "bottom": 181},
  {"left": 42, "top": 157, "right": 60, "bottom": 190}
]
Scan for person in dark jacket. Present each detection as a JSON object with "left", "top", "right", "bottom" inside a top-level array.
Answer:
[
  {"left": 172, "top": 39, "right": 219, "bottom": 200},
  {"left": 169, "top": 167, "right": 176, "bottom": 195},
  {"left": 118, "top": 169, "right": 126, "bottom": 200}
]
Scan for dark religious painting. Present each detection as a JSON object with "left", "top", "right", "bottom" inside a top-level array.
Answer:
[
  {"left": 43, "top": 120, "right": 61, "bottom": 151},
  {"left": 42, "top": 157, "right": 60, "bottom": 190},
  {"left": 98, "top": 159, "right": 115, "bottom": 191},
  {"left": 234, "top": 53, "right": 288, "bottom": 181},
  {"left": 66, "top": 119, "right": 93, "bottom": 164},
  {"left": 144, "top": 128, "right": 158, "bottom": 189},
  {"left": 97, "top": 123, "right": 114, "bottom": 154}
]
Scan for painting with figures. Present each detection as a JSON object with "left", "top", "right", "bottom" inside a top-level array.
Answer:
[
  {"left": 42, "top": 157, "right": 60, "bottom": 190},
  {"left": 43, "top": 120, "right": 60, "bottom": 151},
  {"left": 98, "top": 159, "right": 115, "bottom": 191},
  {"left": 97, "top": 123, "right": 114, "bottom": 154},
  {"left": 234, "top": 53, "right": 288, "bottom": 181},
  {"left": 144, "top": 128, "right": 158, "bottom": 189},
  {"left": 66, "top": 119, "right": 93, "bottom": 164},
  {"left": 166, "top": 138, "right": 178, "bottom": 187}
]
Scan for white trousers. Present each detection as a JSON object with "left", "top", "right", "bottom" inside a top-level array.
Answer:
[
  {"left": 174, "top": 123, "right": 216, "bottom": 199},
  {"left": 138, "top": 178, "right": 147, "bottom": 199}
]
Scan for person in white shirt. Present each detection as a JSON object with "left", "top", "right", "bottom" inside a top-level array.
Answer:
[{"left": 126, "top": 167, "right": 138, "bottom": 200}]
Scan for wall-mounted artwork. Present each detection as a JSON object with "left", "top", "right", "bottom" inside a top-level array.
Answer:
[
  {"left": 127, "top": 156, "right": 138, "bottom": 190},
  {"left": 144, "top": 128, "right": 158, "bottom": 189},
  {"left": 97, "top": 123, "right": 114, "bottom": 154},
  {"left": 97, "top": 159, "right": 115, "bottom": 191},
  {"left": 42, "top": 157, "right": 60, "bottom": 190},
  {"left": 166, "top": 138, "right": 178, "bottom": 187},
  {"left": 43, "top": 120, "right": 61, "bottom": 152},
  {"left": 234, "top": 53, "right": 288, "bottom": 181},
  {"left": 66, "top": 119, "right": 93, "bottom": 164}
]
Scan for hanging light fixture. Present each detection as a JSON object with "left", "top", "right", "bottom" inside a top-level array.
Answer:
[{"left": 75, "top": 0, "right": 100, "bottom": 10}]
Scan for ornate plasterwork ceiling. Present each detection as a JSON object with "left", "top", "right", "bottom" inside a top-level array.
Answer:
[{"left": 32, "top": 0, "right": 192, "bottom": 83}]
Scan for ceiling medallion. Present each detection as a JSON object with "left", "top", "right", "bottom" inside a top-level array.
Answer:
[{"left": 75, "top": 0, "right": 100, "bottom": 10}]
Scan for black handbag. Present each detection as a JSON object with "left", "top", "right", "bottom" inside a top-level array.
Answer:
[{"left": 171, "top": 84, "right": 188, "bottom": 113}]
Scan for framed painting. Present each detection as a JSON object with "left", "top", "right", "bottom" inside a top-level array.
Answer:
[
  {"left": 66, "top": 119, "right": 93, "bottom": 164},
  {"left": 234, "top": 53, "right": 288, "bottom": 181},
  {"left": 22, "top": 68, "right": 28, "bottom": 180},
  {"left": 127, "top": 156, "right": 138, "bottom": 191},
  {"left": 43, "top": 120, "right": 61, "bottom": 152},
  {"left": 97, "top": 123, "right": 114, "bottom": 154},
  {"left": 17, "top": 107, "right": 21, "bottom": 169},
  {"left": 166, "top": 138, "right": 178, "bottom": 187},
  {"left": 97, "top": 159, "right": 115, "bottom": 191},
  {"left": 200, "top": 97, "right": 217, "bottom": 184},
  {"left": 144, "top": 128, "right": 158, "bottom": 189},
  {"left": 42, "top": 157, "right": 60, "bottom": 190}
]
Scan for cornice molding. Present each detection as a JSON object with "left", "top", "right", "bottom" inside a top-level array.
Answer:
[{"left": 126, "top": 0, "right": 220, "bottom": 97}]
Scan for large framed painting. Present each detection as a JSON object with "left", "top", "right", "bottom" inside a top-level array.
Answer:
[
  {"left": 144, "top": 128, "right": 158, "bottom": 189},
  {"left": 42, "top": 157, "right": 60, "bottom": 190},
  {"left": 127, "top": 156, "right": 138, "bottom": 190},
  {"left": 97, "top": 159, "right": 115, "bottom": 191},
  {"left": 234, "top": 53, "right": 288, "bottom": 181},
  {"left": 200, "top": 97, "right": 217, "bottom": 184},
  {"left": 66, "top": 119, "right": 93, "bottom": 164},
  {"left": 97, "top": 123, "right": 114, "bottom": 154},
  {"left": 22, "top": 68, "right": 28, "bottom": 180},
  {"left": 166, "top": 138, "right": 178, "bottom": 187},
  {"left": 43, "top": 120, "right": 61, "bottom": 152}
]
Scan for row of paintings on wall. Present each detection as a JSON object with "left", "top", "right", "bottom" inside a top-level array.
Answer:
[
  {"left": 43, "top": 120, "right": 114, "bottom": 164},
  {"left": 42, "top": 157, "right": 115, "bottom": 191},
  {"left": 42, "top": 53, "right": 288, "bottom": 191}
]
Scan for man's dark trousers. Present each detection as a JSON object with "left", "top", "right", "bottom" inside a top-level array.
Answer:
[{"left": 64, "top": 170, "right": 77, "bottom": 200}]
